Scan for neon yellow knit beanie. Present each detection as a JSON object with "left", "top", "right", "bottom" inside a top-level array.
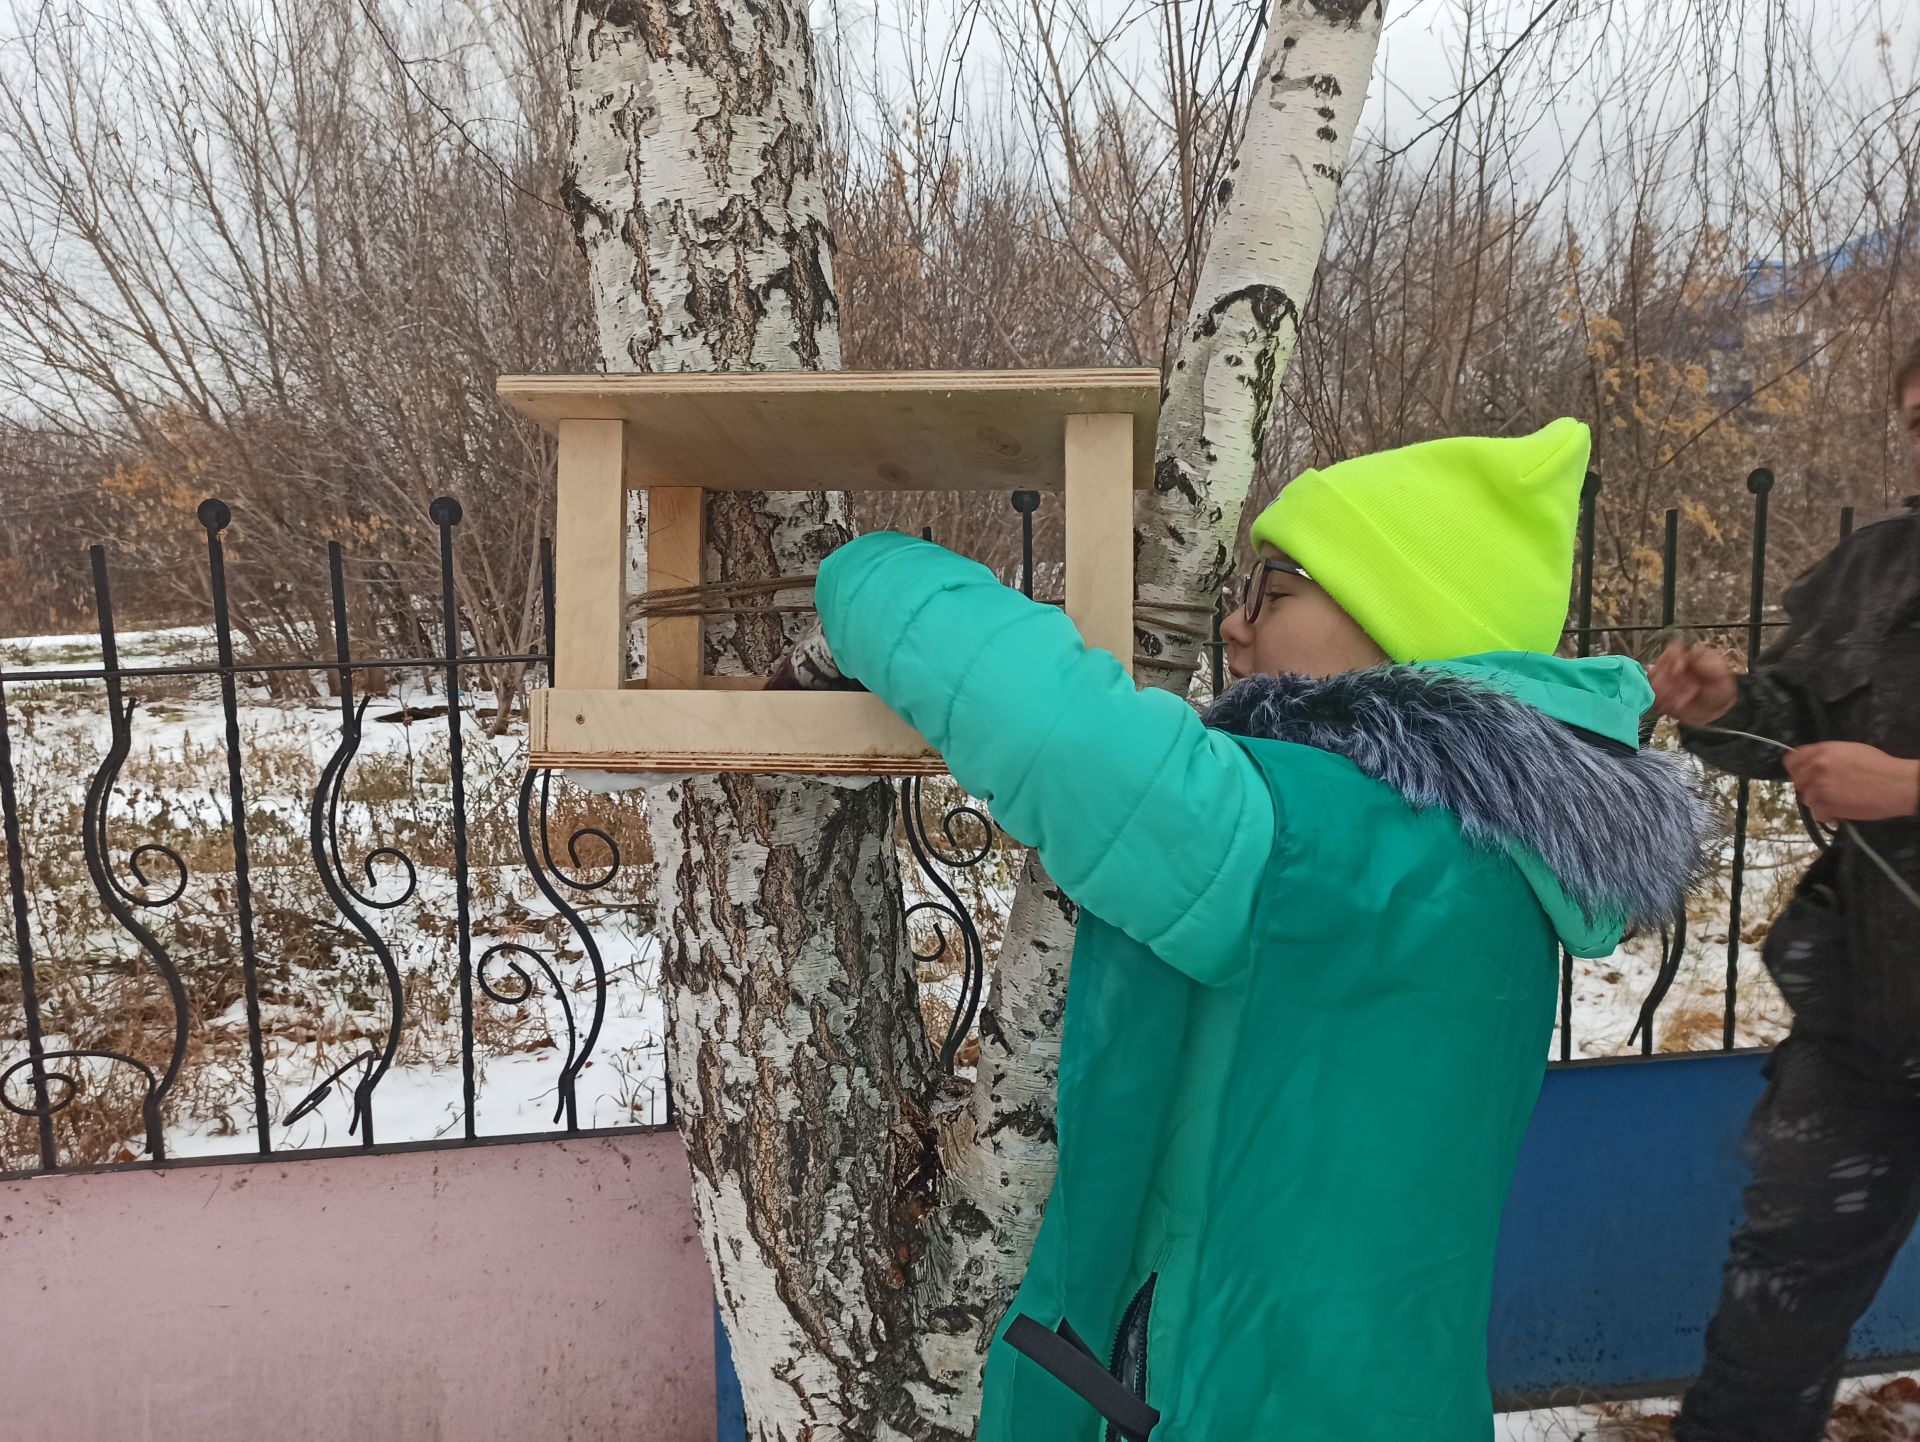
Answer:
[{"left": 1248, "top": 418, "right": 1591, "bottom": 663}]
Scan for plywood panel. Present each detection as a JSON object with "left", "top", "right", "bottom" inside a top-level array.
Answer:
[
  {"left": 1064, "top": 413, "right": 1136, "bottom": 671},
  {"left": 498, "top": 369, "right": 1160, "bottom": 492},
  {"left": 532, "top": 689, "right": 944, "bottom": 776},
  {"left": 645, "top": 486, "right": 704, "bottom": 690},
  {"left": 552, "top": 419, "right": 628, "bottom": 692}
]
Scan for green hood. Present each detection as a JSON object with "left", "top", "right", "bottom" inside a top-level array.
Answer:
[
  {"left": 1202, "top": 652, "right": 1709, "bottom": 958},
  {"left": 1422, "top": 653, "right": 1652, "bottom": 954}
]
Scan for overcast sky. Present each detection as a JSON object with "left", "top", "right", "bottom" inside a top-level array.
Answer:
[{"left": 832, "top": 0, "right": 1919, "bottom": 249}]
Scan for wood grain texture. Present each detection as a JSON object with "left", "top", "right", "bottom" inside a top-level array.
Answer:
[
  {"left": 531, "top": 688, "right": 942, "bottom": 773},
  {"left": 552, "top": 419, "right": 628, "bottom": 691},
  {"left": 498, "top": 369, "right": 1159, "bottom": 491},
  {"left": 645, "top": 486, "right": 705, "bottom": 690},
  {"left": 1064, "top": 412, "right": 1137, "bottom": 672}
]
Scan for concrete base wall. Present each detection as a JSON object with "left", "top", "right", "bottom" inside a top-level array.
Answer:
[{"left": 0, "top": 1130, "right": 715, "bottom": 1442}]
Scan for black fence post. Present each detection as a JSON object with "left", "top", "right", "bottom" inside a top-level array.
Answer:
[
  {"left": 1638, "top": 508, "right": 1687, "bottom": 1058},
  {"left": 1560, "top": 472, "right": 1602, "bottom": 1062},
  {"left": 1210, "top": 603, "right": 1226, "bottom": 697},
  {"left": 431, "top": 498, "right": 479, "bottom": 1140},
  {"left": 200, "top": 500, "right": 274, "bottom": 1153},
  {"left": 1723, "top": 469, "right": 1774, "bottom": 1050},
  {"left": 1012, "top": 491, "right": 1040, "bottom": 599},
  {"left": 1660, "top": 507, "right": 1680, "bottom": 635},
  {"left": 1575, "top": 471, "right": 1601, "bottom": 659}
]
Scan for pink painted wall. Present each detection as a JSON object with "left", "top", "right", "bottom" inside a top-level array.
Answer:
[{"left": 0, "top": 1130, "right": 716, "bottom": 1442}]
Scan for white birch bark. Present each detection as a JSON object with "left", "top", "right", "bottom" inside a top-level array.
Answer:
[
  {"left": 902, "top": 1, "right": 1387, "bottom": 1425},
  {"left": 566, "top": 5, "right": 939, "bottom": 1438}
]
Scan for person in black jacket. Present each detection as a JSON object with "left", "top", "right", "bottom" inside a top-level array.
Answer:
[{"left": 1652, "top": 338, "right": 1920, "bottom": 1442}]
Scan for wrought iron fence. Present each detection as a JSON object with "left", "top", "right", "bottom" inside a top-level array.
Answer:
[
  {"left": 1550, "top": 472, "right": 1849, "bottom": 1063},
  {"left": 0, "top": 469, "right": 1869, "bottom": 1177},
  {"left": 0, "top": 495, "right": 1011, "bottom": 1177}
]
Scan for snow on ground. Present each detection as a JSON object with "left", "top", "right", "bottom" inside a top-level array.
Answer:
[{"left": 1498, "top": 1375, "right": 1920, "bottom": 1440}]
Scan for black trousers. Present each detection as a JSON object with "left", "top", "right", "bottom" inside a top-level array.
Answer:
[{"left": 1675, "top": 1035, "right": 1920, "bottom": 1442}]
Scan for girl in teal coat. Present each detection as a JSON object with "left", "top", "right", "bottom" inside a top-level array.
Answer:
[{"left": 798, "top": 418, "right": 1712, "bottom": 1441}]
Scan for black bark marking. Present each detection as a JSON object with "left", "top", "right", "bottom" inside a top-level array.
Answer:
[
  {"left": 762, "top": 218, "right": 838, "bottom": 369},
  {"left": 558, "top": 173, "right": 616, "bottom": 248},
  {"left": 1305, "top": 0, "right": 1382, "bottom": 21},
  {"left": 1317, "top": 126, "right": 1339, "bottom": 142},
  {"left": 1194, "top": 282, "right": 1299, "bottom": 341},
  {"left": 1155, "top": 453, "right": 1203, "bottom": 506},
  {"left": 944, "top": 1197, "right": 993, "bottom": 1239},
  {"left": 986, "top": 1100, "right": 1057, "bottom": 1146},
  {"left": 1313, "top": 162, "right": 1343, "bottom": 183},
  {"left": 578, "top": 0, "right": 672, "bottom": 59}
]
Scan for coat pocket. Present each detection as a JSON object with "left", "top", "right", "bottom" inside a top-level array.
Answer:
[
  {"left": 1003, "top": 1273, "right": 1162, "bottom": 1442},
  {"left": 1107, "top": 1276, "right": 1157, "bottom": 1442}
]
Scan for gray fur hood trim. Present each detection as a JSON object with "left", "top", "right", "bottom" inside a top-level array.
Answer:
[{"left": 1202, "top": 668, "right": 1716, "bottom": 931}]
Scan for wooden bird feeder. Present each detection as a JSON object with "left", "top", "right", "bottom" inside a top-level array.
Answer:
[{"left": 497, "top": 368, "right": 1160, "bottom": 775}]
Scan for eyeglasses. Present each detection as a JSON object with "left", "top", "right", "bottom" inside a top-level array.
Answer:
[{"left": 1233, "top": 556, "right": 1311, "bottom": 625}]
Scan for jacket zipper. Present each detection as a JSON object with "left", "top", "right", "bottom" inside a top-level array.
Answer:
[{"left": 1106, "top": 1275, "right": 1158, "bottom": 1442}]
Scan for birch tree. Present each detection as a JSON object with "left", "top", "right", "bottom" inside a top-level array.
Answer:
[
  {"left": 564, "top": 1, "right": 1381, "bottom": 1436},
  {"left": 906, "top": 3, "right": 1386, "bottom": 1426}
]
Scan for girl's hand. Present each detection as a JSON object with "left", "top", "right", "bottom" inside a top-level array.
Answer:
[
  {"left": 1649, "top": 641, "right": 1740, "bottom": 728},
  {"left": 1785, "top": 742, "right": 1920, "bottom": 825},
  {"left": 765, "top": 621, "right": 864, "bottom": 692}
]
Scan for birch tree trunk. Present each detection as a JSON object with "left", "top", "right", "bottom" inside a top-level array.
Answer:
[
  {"left": 565, "top": 1, "right": 1383, "bottom": 1437},
  {"left": 566, "top": 6, "right": 941, "bottom": 1438},
  {"left": 903, "top": 2, "right": 1387, "bottom": 1427}
]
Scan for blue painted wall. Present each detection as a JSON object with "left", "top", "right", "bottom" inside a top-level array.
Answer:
[
  {"left": 717, "top": 1308, "right": 746, "bottom": 1442},
  {"left": 716, "top": 1050, "right": 1920, "bottom": 1437},
  {"left": 1490, "top": 1050, "right": 1920, "bottom": 1402}
]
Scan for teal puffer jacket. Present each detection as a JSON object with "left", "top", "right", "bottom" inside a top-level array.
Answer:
[{"left": 817, "top": 533, "right": 1711, "bottom": 1442}]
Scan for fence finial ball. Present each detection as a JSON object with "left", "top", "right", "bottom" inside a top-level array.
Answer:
[
  {"left": 429, "top": 496, "right": 464, "bottom": 526},
  {"left": 1747, "top": 468, "right": 1776, "bottom": 495},
  {"left": 196, "top": 497, "right": 231, "bottom": 532}
]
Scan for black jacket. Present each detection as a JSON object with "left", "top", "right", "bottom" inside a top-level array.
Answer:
[{"left": 1682, "top": 498, "right": 1920, "bottom": 1077}]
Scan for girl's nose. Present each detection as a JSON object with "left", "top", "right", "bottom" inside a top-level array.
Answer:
[{"left": 1219, "top": 605, "right": 1252, "bottom": 647}]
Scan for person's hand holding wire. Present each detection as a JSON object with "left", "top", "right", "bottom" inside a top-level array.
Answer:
[
  {"left": 1785, "top": 742, "right": 1920, "bottom": 826},
  {"left": 1649, "top": 640, "right": 1740, "bottom": 728}
]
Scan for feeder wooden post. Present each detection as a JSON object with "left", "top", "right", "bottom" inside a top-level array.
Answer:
[
  {"left": 552, "top": 418, "right": 629, "bottom": 692},
  {"left": 646, "top": 486, "right": 705, "bottom": 690},
  {"left": 1065, "top": 412, "right": 1136, "bottom": 671}
]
